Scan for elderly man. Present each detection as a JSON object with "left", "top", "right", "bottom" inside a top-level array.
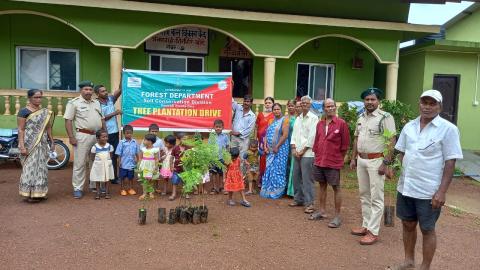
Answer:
[
  {"left": 289, "top": 95, "right": 319, "bottom": 214},
  {"left": 350, "top": 87, "right": 396, "bottom": 245},
  {"left": 231, "top": 95, "right": 256, "bottom": 157},
  {"left": 94, "top": 84, "right": 122, "bottom": 184},
  {"left": 64, "top": 81, "right": 105, "bottom": 199},
  {"left": 311, "top": 98, "right": 350, "bottom": 228},
  {"left": 389, "top": 90, "right": 462, "bottom": 270}
]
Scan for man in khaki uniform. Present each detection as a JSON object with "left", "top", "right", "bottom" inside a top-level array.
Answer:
[
  {"left": 350, "top": 88, "right": 396, "bottom": 245},
  {"left": 64, "top": 81, "right": 105, "bottom": 199}
]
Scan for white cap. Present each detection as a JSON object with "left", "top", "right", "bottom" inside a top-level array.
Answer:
[{"left": 420, "top": 89, "right": 442, "bottom": 103}]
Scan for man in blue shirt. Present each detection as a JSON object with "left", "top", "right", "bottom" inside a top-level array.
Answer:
[
  {"left": 95, "top": 84, "right": 122, "bottom": 184},
  {"left": 231, "top": 95, "right": 255, "bottom": 157}
]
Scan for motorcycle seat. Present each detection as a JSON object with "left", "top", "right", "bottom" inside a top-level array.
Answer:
[{"left": 0, "top": 128, "right": 17, "bottom": 137}]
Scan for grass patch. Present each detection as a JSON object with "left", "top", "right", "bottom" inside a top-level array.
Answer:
[{"left": 449, "top": 206, "right": 465, "bottom": 217}]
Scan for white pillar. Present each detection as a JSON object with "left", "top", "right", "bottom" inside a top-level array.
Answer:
[
  {"left": 386, "top": 63, "right": 399, "bottom": 100},
  {"left": 264, "top": 57, "right": 276, "bottom": 98},
  {"left": 110, "top": 47, "right": 123, "bottom": 96},
  {"left": 110, "top": 47, "right": 123, "bottom": 129}
]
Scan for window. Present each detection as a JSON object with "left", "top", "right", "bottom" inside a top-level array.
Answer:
[
  {"left": 16, "top": 47, "right": 79, "bottom": 91},
  {"left": 149, "top": 54, "right": 204, "bottom": 72},
  {"left": 296, "top": 63, "right": 335, "bottom": 101}
]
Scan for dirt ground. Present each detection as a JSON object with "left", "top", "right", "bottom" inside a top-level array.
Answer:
[{"left": 1, "top": 162, "right": 479, "bottom": 270}]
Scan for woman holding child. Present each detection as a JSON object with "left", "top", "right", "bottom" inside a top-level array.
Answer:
[{"left": 260, "top": 103, "right": 290, "bottom": 199}]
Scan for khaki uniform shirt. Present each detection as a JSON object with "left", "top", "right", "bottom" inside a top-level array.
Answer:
[
  {"left": 355, "top": 108, "right": 395, "bottom": 154},
  {"left": 64, "top": 96, "right": 104, "bottom": 131}
]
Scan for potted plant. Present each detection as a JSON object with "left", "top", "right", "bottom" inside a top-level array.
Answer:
[
  {"left": 173, "top": 132, "right": 231, "bottom": 224},
  {"left": 137, "top": 170, "right": 155, "bottom": 225},
  {"left": 382, "top": 129, "right": 402, "bottom": 227}
]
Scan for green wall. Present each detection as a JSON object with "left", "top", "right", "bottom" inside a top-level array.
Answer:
[
  {"left": 0, "top": 1, "right": 402, "bottom": 63},
  {"left": 275, "top": 37, "right": 375, "bottom": 101},
  {"left": 398, "top": 51, "right": 426, "bottom": 107},
  {"left": 0, "top": 14, "right": 110, "bottom": 90},
  {"left": 446, "top": 9, "right": 480, "bottom": 43},
  {"left": 423, "top": 51, "right": 480, "bottom": 150}
]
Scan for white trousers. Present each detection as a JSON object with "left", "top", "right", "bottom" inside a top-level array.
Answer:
[{"left": 357, "top": 157, "right": 385, "bottom": 236}]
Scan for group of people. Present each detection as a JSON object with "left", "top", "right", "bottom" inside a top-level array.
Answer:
[{"left": 17, "top": 79, "right": 462, "bottom": 270}]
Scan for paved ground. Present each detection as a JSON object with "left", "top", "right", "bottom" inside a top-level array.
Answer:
[{"left": 1, "top": 163, "right": 479, "bottom": 270}]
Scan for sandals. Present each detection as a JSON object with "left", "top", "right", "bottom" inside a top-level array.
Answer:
[
  {"left": 227, "top": 200, "right": 236, "bottom": 206},
  {"left": 240, "top": 200, "right": 251, "bottom": 208},
  {"left": 104, "top": 193, "right": 111, "bottom": 199},
  {"left": 309, "top": 211, "right": 327, "bottom": 220},
  {"left": 245, "top": 191, "right": 253, "bottom": 196},
  {"left": 328, "top": 216, "right": 342, "bottom": 228},
  {"left": 95, "top": 193, "right": 101, "bottom": 200},
  {"left": 304, "top": 205, "right": 315, "bottom": 214}
]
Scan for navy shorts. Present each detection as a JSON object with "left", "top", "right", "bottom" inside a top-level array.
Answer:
[
  {"left": 209, "top": 165, "right": 223, "bottom": 175},
  {"left": 119, "top": 168, "right": 135, "bottom": 180},
  {"left": 396, "top": 192, "right": 441, "bottom": 231},
  {"left": 171, "top": 172, "right": 183, "bottom": 185}
]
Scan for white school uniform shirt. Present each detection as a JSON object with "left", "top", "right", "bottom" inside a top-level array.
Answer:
[
  {"left": 290, "top": 111, "right": 319, "bottom": 158},
  {"left": 395, "top": 115, "right": 463, "bottom": 199}
]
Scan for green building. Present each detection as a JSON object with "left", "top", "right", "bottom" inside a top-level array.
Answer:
[
  {"left": 399, "top": 3, "right": 480, "bottom": 150},
  {"left": 0, "top": 0, "right": 437, "bottom": 138}
]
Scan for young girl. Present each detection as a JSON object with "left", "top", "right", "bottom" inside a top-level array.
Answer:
[
  {"left": 90, "top": 129, "right": 115, "bottom": 200},
  {"left": 138, "top": 133, "right": 159, "bottom": 200},
  {"left": 159, "top": 135, "right": 176, "bottom": 196},
  {"left": 224, "top": 147, "right": 251, "bottom": 207}
]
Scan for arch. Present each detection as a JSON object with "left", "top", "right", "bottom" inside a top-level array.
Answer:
[
  {"left": 287, "top": 34, "right": 384, "bottom": 63},
  {"left": 133, "top": 24, "right": 257, "bottom": 56},
  {"left": 0, "top": 10, "right": 108, "bottom": 47}
]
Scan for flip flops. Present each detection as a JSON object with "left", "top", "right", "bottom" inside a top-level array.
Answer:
[
  {"left": 240, "top": 200, "right": 251, "bottom": 207},
  {"left": 309, "top": 211, "right": 327, "bottom": 220},
  {"left": 328, "top": 216, "right": 342, "bottom": 228}
]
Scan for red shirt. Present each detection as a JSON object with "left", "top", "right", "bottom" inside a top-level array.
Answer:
[{"left": 313, "top": 116, "right": 350, "bottom": 169}]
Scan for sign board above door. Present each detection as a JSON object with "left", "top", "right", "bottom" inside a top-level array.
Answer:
[{"left": 146, "top": 27, "right": 209, "bottom": 55}]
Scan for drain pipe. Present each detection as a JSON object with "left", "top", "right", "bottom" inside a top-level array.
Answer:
[{"left": 474, "top": 54, "right": 480, "bottom": 106}]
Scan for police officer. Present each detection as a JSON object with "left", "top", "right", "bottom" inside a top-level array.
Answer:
[
  {"left": 349, "top": 87, "right": 396, "bottom": 245},
  {"left": 64, "top": 81, "right": 105, "bottom": 199}
]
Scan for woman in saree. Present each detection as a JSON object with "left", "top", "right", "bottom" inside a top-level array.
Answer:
[
  {"left": 260, "top": 103, "right": 290, "bottom": 199},
  {"left": 255, "top": 96, "right": 274, "bottom": 186},
  {"left": 17, "top": 89, "right": 54, "bottom": 202},
  {"left": 286, "top": 99, "right": 303, "bottom": 197}
]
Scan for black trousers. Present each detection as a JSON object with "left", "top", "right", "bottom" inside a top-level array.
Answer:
[{"left": 108, "top": 132, "right": 119, "bottom": 180}]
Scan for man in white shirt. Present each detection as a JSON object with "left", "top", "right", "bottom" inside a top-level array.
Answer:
[
  {"left": 391, "top": 90, "right": 463, "bottom": 270},
  {"left": 289, "top": 95, "right": 319, "bottom": 214}
]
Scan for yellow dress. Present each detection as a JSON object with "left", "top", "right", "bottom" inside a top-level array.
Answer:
[
  {"left": 138, "top": 147, "right": 160, "bottom": 180},
  {"left": 89, "top": 143, "right": 115, "bottom": 182}
]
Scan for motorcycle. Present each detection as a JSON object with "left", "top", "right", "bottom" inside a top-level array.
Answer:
[{"left": 0, "top": 128, "right": 70, "bottom": 170}]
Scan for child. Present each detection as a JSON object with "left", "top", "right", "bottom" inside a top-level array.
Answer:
[
  {"left": 115, "top": 125, "right": 139, "bottom": 196},
  {"left": 90, "top": 129, "right": 115, "bottom": 199},
  {"left": 138, "top": 133, "right": 159, "bottom": 200},
  {"left": 142, "top": 124, "right": 165, "bottom": 193},
  {"left": 159, "top": 135, "right": 176, "bottom": 196},
  {"left": 208, "top": 119, "right": 229, "bottom": 195},
  {"left": 224, "top": 147, "right": 251, "bottom": 207},
  {"left": 169, "top": 132, "right": 189, "bottom": 201},
  {"left": 244, "top": 139, "right": 260, "bottom": 195}
]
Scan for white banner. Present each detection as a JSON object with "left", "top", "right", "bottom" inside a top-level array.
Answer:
[{"left": 145, "top": 27, "right": 209, "bottom": 55}]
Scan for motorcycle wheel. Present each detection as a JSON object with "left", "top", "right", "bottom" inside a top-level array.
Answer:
[{"left": 47, "top": 140, "right": 70, "bottom": 170}]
